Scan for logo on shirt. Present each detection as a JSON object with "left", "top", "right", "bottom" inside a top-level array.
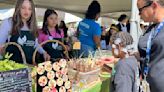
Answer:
[
  {"left": 17, "top": 36, "right": 27, "bottom": 46},
  {"left": 52, "top": 43, "right": 58, "bottom": 49},
  {"left": 79, "top": 29, "right": 88, "bottom": 36},
  {"left": 17, "top": 35, "right": 35, "bottom": 46},
  {"left": 80, "top": 22, "right": 90, "bottom": 29}
]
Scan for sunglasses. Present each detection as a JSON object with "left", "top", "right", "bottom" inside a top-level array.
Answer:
[{"left": 139, "top": 1, "right": 153, "bottom": 14}]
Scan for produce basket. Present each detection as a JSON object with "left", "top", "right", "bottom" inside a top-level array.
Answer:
[
  {"left": 32, "top": 40, "right": 69, "bottom": 65},
  {"left": 1, "top": 42, "right": 27, "bottom": 64}
]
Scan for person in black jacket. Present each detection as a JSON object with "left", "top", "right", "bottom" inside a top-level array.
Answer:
[{"left": 117, "top": 14, "right": 129, "bottom": 32}]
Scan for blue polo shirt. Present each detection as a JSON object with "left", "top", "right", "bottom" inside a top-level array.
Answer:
[{"left": 78, "top": 19, "right": 101, "bottom": 49}]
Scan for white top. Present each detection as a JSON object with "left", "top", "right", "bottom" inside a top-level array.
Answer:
[
  {"left": 120, "top": 23, "right": 127, "bottom": 32},
  {"left": 0, "top": 18, "right": 45, "bottom": 54}
]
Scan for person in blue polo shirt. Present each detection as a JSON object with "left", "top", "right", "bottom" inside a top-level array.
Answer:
[{"left": 78, "top": 0, "right": 101, "bottom": 57}]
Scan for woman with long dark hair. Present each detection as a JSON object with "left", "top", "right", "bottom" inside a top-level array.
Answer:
[
  {"left": 38, "top": 9, "right": 65, "bottom": 59},
  {"left": 0, "top": 0, "right": 50, "bottom": 64},
  {"left": 59, "top": 20, "right": 68, "bottom": 38}
]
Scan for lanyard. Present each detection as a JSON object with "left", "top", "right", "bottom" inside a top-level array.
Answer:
[{"left": 144, "top": 20, "right": 164, "bottom": 76}]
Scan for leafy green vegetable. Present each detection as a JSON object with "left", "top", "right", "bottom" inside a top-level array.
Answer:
[{"left": 0, "top": 53, "right": 27, "bottom": 72}]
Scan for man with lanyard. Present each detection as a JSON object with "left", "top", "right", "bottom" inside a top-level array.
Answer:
[{"left": 137, "top": 0, "right": 164, "bottom": 91}]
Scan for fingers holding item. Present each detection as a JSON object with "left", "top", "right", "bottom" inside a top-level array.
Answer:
[{"left": 44, "top": 52, "right": 51, "bottom": 61}]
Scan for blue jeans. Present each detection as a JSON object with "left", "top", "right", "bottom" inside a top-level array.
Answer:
[{"left": 79, "top": 44, "right": 95, "bottom": 58}]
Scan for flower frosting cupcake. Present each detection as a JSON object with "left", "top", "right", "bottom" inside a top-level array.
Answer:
[
  {"left": 59, "top": 86, "right": 66, "bottom": 92},
  {"left": 42, "top": 86, "right": 51, "bottom": 92},
  {"left": 45, "top": 62, "right": 53, "bottom": 72},
  {"left": 59, "top": 59, "right": 67, "bottom": 68},
  {"left": 53, "top": 62, "right": 60, "bottom": 72},
  {"left": 37, "top": 65, "right": 45, "bottom": 75},
  {"left": 48, "top": 79, "right": 56, "bottom": 89},
  {"left": 38, "top": 76, "right": 48, "bottom": 87},
  {"left": 47, "top": 71, "right": 55, "bottom": 79},
  {"left": 57, "top": 78, "right": 64, "bottom": 86},
  {"left": 65, "top": 81, "right": 71, "bottom": 89}
]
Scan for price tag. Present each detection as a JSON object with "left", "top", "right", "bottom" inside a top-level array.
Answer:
[{"left": 73, "top": 42, "right": 81, "bottom": 50}]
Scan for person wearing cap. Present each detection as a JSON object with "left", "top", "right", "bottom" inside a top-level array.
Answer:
[{"left": 105, "top": 24, "right": 119, "bottom": 50}]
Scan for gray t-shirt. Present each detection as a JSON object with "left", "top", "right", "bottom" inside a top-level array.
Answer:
[
  {"left": 110, "top": 56, "right": 139, "bottom": 92},
  {"left": 138, "top": 24, "right": 164, "bottom": 92}
]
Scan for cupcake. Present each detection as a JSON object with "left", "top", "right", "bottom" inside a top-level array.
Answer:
[
  {"left": 42, "top": 86, "right": 51, "bottom": 92},
  {"left": 62, "top": 75, "right": 68, "bottom": 82},
  {"left": 37, "top": 65, "right": 45, "bottom": 75},
  {"left": 47, "top": 71, "right": 55, "bottom": 80},
  {"left": 65, "top": 81, "right": 71, "bottom": 89},
  {"left": 53, "top": 62, "right": 60, "bottom": 72},
  {"left": 38, "top": 76, "right": 48, "bottom": 87},
  {"left": 51, "top": 87, "right": 58, "bottom": 92},
  {"left": 57, "top": 78, "right": 64, "bottom": 86},
  {"left": 48, "top": 79, "right": 56, "bottom": 89},
  {"left": 59, "top": 86, "right": 66, "bottom": 92},
  {"left": 59, "top": 59, "right": 67, "bottom": 68},
  {"left": 45, "top": 62, "right": 52, "bottom": 72}
]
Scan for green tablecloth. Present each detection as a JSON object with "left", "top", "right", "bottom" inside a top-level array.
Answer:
[{"left": 82, "top": 78, "right": 110, "bottom": 92}]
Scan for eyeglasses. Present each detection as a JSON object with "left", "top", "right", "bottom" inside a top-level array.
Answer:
[{"left": 139, "top": 1, "right": 153, "bottom": 14}]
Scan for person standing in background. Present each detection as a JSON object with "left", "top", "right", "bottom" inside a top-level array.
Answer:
[
  {"left": 59, "top": 20, "right": 68, "bottom": 38},
  {"left": 117, "top": 14, "right": 128, "bottom": 32},
  {"left": 105, "top": 24, "right": 119, "bottom": 50},
  {"left": 100, "top": 26, "right": 107, "bottom": 50},
  {"left": 77, "top": 0, "right": 101, "bottom": 57}
]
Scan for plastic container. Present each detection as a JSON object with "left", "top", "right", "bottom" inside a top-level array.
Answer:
[{"left": 68, "top": 67, "right": 101, "bottom": 84}]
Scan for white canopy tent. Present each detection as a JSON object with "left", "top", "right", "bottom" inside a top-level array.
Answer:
[
  {"left": 0, "top": 0, "right": 142, "bottom": 51},
  {"left": 0, "top": 0, "right": 131, "bottom": 15}
]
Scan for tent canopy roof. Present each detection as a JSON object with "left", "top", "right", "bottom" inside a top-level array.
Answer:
[{"left": 0, "top": 0, "right": 131, "bottom": 15}]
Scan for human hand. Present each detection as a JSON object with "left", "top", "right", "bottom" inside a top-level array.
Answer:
[{"left": 43, "top": 52, "right": 51, "bottom": 61}]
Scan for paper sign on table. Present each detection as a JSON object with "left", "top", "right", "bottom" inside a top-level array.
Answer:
[{"left": 73, "top": 42, "right": 81, "bottom": 50}]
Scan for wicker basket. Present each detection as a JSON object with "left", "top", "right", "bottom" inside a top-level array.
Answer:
[
  {"left": 32, "top": 39, "right": 69, "bottom": 65},
  {"left": 1, "top": 42, "right": 27, "bottom": 64}
]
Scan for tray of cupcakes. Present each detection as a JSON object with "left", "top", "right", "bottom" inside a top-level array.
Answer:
[{"left": 36, "top": 59, "right": 71, "bottom": 92}]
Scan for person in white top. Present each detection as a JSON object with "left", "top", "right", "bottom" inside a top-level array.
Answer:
[
  {"left": 0, "top": 0, "right": 50, "bottom": 64},
  {"left": 116, "top": 14, "right": 128, "bottom": 32}
]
